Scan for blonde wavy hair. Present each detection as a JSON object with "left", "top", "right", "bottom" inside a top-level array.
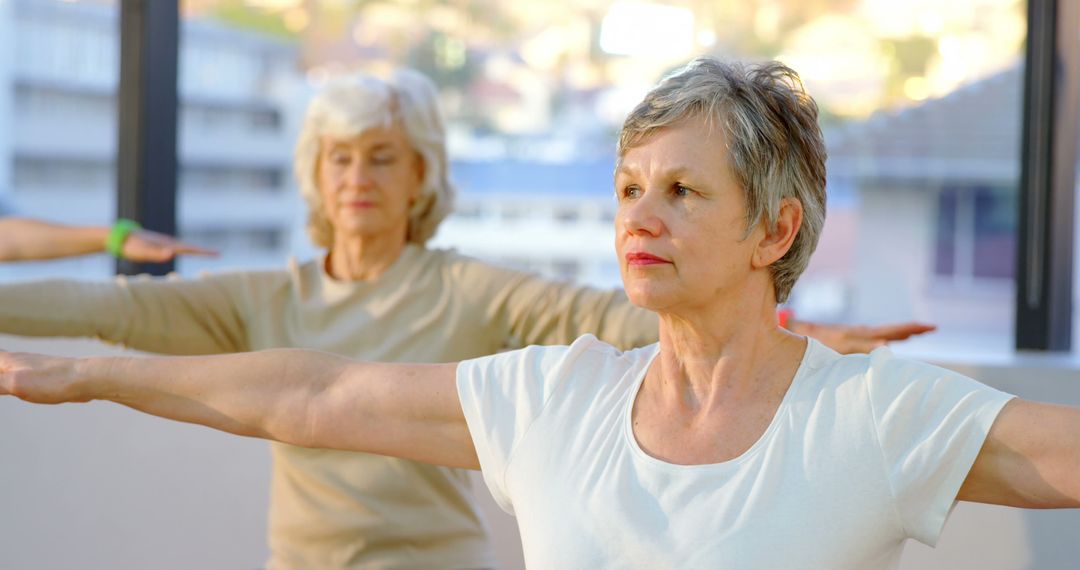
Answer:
[{"left": 294, "top": 69, "right": 455, "bottom": 247}]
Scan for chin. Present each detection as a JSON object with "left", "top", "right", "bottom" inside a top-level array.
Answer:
[
  {"left": 624, "top": 283, "right": 677, "bottom": 312},
  {"left": 336, "top": 219, "right": 388, "bottom": 238}
]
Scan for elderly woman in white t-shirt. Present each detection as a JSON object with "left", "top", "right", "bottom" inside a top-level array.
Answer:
[{"left": 4, "top": 58, "right": 1077, "bottom": 568}]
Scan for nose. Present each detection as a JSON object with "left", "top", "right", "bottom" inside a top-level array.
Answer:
[
  {"left": 343, "top": 160, "right": 373, "bottom": 188},
  {"left": 619, "top": 189, "right": 664, "bottom": 238}
]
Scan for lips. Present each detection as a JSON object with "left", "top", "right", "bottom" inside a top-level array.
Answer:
[
  {"left": 625, "top": 251, "right": 671, "bottom": 266},
  {"left": 343, "top": 200, "right": 377, "bottom": 209}
]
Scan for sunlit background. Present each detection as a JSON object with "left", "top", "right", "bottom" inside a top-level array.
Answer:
[{"left": 0, "top": 0, "right": 1032, "bottom": 356}]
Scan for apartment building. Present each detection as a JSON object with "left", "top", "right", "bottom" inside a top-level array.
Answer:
[{"left": 0, "top": 0, "right": 303, "bottom": 280}]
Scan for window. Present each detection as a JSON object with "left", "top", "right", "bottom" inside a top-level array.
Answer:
[
  {"left": 182, "top": 226, "right": 283, "bottom": 253},
  {"left": 934, "top": 185, "right": 1016, "bottom": 283},
  {"left": 0, "top": 0, "right": 120, "bottom": 281},
  {"left": 175, "top": 4, "right": 299, "bottom": 272},
  {"left": 181, "top": 103, "right": 282, "bottom": 134},
  {"left": 167, "top": 0, "right": 1028, "bottom": 355},
  {"left": 553, "top": 208, "right": 580, "bottom": 224},
  {"left": 180, "top": 165, "right": 283, "bottom": 192},
  {"left": 13, "top": 159, "right": 113, "bottom": 191}
]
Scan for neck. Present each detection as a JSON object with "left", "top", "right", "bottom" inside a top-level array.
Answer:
[
  {"left": 652, "top": 285, "right": 805, "bottom": 412},
  {"left": 326, "top": 231, "right": 408, "bottom": 282}
]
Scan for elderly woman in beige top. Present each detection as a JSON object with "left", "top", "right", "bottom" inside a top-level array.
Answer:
[{"left": 0, "top": 70, "right": 930, "bottom": 568}]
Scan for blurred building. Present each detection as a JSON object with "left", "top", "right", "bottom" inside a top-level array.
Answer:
[
  {"left": 0, "top": 1, "right": 636, "bottom": 290},
  {"left": 828, "top": 64, "right": 1021, "bottom": 342},
  {"left": 436, "top": 158, "right": 623, "bottom": 288},
  {"left": 0, "top": 0, "right": 302, "bottom": 279}
]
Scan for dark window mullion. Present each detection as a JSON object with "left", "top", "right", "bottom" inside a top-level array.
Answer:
[
  {"left": 1015, "top": 0, "right": 1080, "bottom": 351},
  {"left": 115, "top": 0, "right": 179, "bottom": 276}
]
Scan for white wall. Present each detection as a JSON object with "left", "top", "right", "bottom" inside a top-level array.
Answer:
[
  {"left": 2, "top": 335, "right": 1079, "bottom": 569},
  {"left": 0, "top": 337, "right": 270, "bottom": 570},
  {"left": 853, "top": 187, "right": 936, "bottom": 323}
]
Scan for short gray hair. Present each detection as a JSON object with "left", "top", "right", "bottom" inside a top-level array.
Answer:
[
  {"left": 618, "top": 58, "right": 827, "bottom": 304},
  {"left": 294, "top": 69, "right": 455, "bottom": 247}
]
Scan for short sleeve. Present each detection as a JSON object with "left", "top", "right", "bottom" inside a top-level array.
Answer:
[
  {"left": 866, "top": 349, "right": 1015, "bottom": 545},
  {"left": 456, "top": 341, "right": 581, "bottom": 514}
]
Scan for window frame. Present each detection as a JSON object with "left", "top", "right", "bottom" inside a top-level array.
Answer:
[
  {"left": 1014, "top": 0, "right": 1080, "bottom": 351},
  {"left": 115, "top": 0, "right": 1080, "bottom": 351}
]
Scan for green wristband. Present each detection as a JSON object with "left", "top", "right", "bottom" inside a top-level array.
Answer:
[{"left": 105, "top": 219, "right": 141, "bottom": 258}]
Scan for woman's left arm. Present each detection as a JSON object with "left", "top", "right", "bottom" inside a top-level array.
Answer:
[
  {"left": 459, "top": 259, "right": 936, "bottom": 353},
  {"left": 785, "top": 319, "right": 937, "bottom": 354},
  {"left": 958, "top": 399, "right": 1080, "bottom": 508}
]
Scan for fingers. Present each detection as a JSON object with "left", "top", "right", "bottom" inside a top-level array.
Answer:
[
  {"left": 140, "top": 243, "right": 218, "bottom": 263},
  {"left": 0, "top": 352, "right": 86, "bottom": 405},
  {"left": 863, "top": 322, "right": 937, "bottom": 341},
  {"left": 124, "top": 232, "right": 219, "bottom": 262},
  {"left": 841, "top": 339, "right": 886, "bottom": 355},
  {"left": 169, "top": 242, "right": 219, "bottom": 257},
  {"left": 0, "top": 354, "right": 10, "bottom": 396},
  {"left": 0, "top": 351, "right": 25, "bottom": 397}
]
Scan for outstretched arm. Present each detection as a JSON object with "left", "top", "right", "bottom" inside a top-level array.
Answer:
[
  {"left": 453, "top": 253, "right": 935, "bottom": 354},
  {"left": 959, "top": 399, "right": 1080, "bottom": 508},
  {"left": 0, "top": 349, "right": 477, "bottom": 469},
  {"left": 786, "top": 319, "right": 936, "bottom": 354},
  {"left": 0, "top": 217, "right": 216, "bottom": 262}
]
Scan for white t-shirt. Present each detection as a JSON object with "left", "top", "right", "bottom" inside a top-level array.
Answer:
[{"left": 456, "top": 334, "right": 1015, "bottom": 569}]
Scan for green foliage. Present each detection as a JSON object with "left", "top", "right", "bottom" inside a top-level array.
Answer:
[
  {"left": 887, "top": 36, "right": 937, "bottom": 76},
  {"left": 208, "top": 0, "right": 298, "bottom": 39},
  {"left": 407, "top": 31, "right": 478, "bottom": 89}
]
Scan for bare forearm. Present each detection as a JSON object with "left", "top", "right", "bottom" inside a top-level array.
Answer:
[
  {"left": 78, "top": 349, "right": 352, "bottom": 446},
  {"left": 0, "top": 218, "right": 108, "bottom": 261},
  {"left": 960, "top": 400, "right": 1080, "bottom": 508},
  {"left": 3, "top": 348, "right": 474, "bottom": 467}
]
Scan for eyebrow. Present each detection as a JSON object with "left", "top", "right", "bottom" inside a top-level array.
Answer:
[
  {"left": 614, "top": 164, "right": 696, "bottom": 179},
  {"left": 324, "top": 142, "right": 396, "bottom": 153},
  {"left": 666, "top": 166, "right": 694, "bottom": 179}
]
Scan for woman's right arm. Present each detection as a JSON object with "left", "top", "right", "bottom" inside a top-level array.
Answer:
[
  {"left": 0, "top": 272, "right": 253, "bottom": 354},
  {"left": 0, "top": 348, "right": 477, "bottom": 469},
  {"left": 0, "top": 218, "right": 108, "bottom": 261},
  {"left": 0, "top": 217, "right": 215, "bottom": 262}
]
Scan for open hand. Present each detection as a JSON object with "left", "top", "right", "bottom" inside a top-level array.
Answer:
[
  {"left": 0, "top": 351, "right": 87, "bottom": 405},
  {"left": 122, "top": 230, "right": 218, "bottom": 263},
  {"left": 788, "top": 320, "right": 937, "bottom": 354}
]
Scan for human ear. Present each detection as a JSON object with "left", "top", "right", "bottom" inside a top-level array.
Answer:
[
  {"left": 752, "top": 198, "right": 802, "bottom": 269},
  {"left": 410, "top": 151, "right": 426, "bottom": 203},
  {"left": 412, "top": 151, "right": 426, "bottom": 182}
]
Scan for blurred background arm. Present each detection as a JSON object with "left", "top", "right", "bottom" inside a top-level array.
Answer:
[{"left": 0, "top": 217, "right": 216, "bottom": 263}]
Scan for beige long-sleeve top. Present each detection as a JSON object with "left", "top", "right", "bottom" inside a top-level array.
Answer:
[{"left": 0, "top": 245, "right": 658, "bottom": 569}]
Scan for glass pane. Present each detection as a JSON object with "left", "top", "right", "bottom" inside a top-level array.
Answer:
[
  {"left": 765, "top": 2, "right": 1024, "bottom": 357},
  {"left": 175, "top": 0, "right": 1024, "bottom": 356},
  {"left": 972, "top": 186, "right": 1016, "bottom": 280},
  {"left": 934, "top": 186, "right": 959, "bottom": 277},
  {"left": 174, "top": 2, "right": 302, "bottom": 274},
  {"left": 0, "top": 0, "right": 120, "bottom": 282}
]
